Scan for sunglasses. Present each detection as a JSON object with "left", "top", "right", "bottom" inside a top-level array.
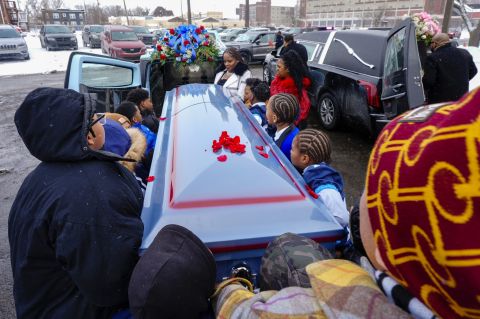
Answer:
[{"left": 88, "top": 113, "right": 106, "bottom": 138}]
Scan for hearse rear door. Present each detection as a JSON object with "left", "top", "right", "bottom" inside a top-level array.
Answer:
[
  {"left": 65, "top": 52, "right": 142, "bottom": 112},
  {"left": 381, "top": 18, "right": 425, "bottom": 119}
]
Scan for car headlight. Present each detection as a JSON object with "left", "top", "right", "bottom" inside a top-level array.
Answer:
[
  {"left": 46, "top": 37, "right": 55, "bottom": 41},
  {"left": 92, "top": 34, "right": 99, "bottom": 39},
  {"left": 71, "top": 37, "right": 76, "bottom": 41},
  {"left": 18, "top": 42, "right": 27, "bottom": 47}
]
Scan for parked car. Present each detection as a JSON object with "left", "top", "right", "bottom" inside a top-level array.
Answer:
[
  {"left": 264, "top": 19, "right": 424, "bottom": 135},
  {"left": 82, "top": 24, "right": 104, "bottom": 48},
  {"left": 101, "top": 25, "right": 146, "bottom": 61},
  {"left": 263, "top": 33, "right": 327, "bottom": 85},
  {"left": 0, "top": 24, "right": 29, "bottom": 60},
  {"left": 226, "top": 31, "right": 277, "bottom": 63},
  {"left": 39, "top": 24, "right": 78, "bottom": 51},
  {"left": 219, "top": 28, "right": 247, "bottom": 42},
  {"left": 64, "top": 52, "right": 345, "bottom": 284},
  {"left": 129, "top": 25, "right": 156, "bottom": 46}
]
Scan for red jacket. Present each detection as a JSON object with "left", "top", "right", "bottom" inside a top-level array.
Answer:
[{"left": 270, "top": 75, "right": 311, "bottom": 125}]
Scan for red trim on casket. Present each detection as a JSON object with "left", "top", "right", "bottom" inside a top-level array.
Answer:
[
  {"left": 168, "top": 88, "right": 307, "bottom": 209},
  {"left": 172, "top": 194, "right": 304, "bottom": 209},
  {"left": 209, "top": 235, "right": 345, "bottom": 254}
]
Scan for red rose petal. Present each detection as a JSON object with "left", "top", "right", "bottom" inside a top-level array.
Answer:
[
  {"left": 217, "top": 155, "right": 227, "bottom": 162},
  {"left": 146, "top": 176, "right": 155, "bottom": 183},
  {"left": 159, "top": 117, "right": 167, "bottom": 121},
  {"left": 259, "top": 151, "right": 269, "bottom": 158},
  {"left": 255, "top": 145, "right": 264, "bottom": 151},
  {"left": 306, "top": 185, "right": 319, "bottom": 199}
]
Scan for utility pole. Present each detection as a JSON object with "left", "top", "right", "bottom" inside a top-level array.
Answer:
[
  {"left": 187, "top": 0, "right": 191, "bottom": 24},
  {"left": 245, "top": 0, "right": 249, "bottom": 28},
  {"left": 442, "top": 0, "right": 454, "bottom": 33},
  {"left": 180, "top": 0, "right": 183, "bottom": 19},
  {"left": 122, "top": 0, "right": 129, "bottom": 25}
]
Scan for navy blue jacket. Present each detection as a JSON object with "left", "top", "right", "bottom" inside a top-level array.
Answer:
[
  {"left": 10, "top": 88, "right": 144, "bottom": 319},
  {"left": 275, "top": 125, "right": 299, "bottom": 161},
  {"left": 303, "top": 163, "right": 345, "bottom": 200}
]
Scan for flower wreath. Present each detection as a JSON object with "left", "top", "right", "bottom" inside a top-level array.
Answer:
[
  {"left": 151, "top": 24, "right": 219, "bottom": 67},
  {"left": 410, "top": 12, "right": 440, "bottom": 46}
]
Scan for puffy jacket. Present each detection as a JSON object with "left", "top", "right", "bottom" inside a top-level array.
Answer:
[{"left": 10, "top": 88, "right": 144, "bottom": 319}]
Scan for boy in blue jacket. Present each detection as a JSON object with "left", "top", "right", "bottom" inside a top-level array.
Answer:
[{"left": 290, "top": 128, "right": 349, "bottom": 227}]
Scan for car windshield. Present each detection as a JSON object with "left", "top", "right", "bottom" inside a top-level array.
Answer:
[
  {"left": 130, "top": 26, "right": 149, "bottom": 34},
  {"left": 90, "top": 26, "right": 103, "bottom": 33},
  {"left": 112, "top": 31, "right": 139, "bottom": 41},
  {"left": 235, "top": 33, "right": 257, "bottom": 42},
  {"left": 45, "top": 25, "right": 71, "bottom": 34},
  {"left": 0, "top": 29, "right": 20, "bottom": 38}
]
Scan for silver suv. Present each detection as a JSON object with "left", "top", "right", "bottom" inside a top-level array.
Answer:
[{"left": 0, "top": 24, "right": 29, "bottom": 60}]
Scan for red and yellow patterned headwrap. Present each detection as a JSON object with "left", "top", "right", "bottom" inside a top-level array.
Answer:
[{"left": 366, "top": 88, "right": 480, "bottom": 318}]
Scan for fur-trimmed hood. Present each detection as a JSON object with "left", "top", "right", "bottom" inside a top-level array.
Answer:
[{"left": 120, "top": 128, "right": 147, "bottom": 172}]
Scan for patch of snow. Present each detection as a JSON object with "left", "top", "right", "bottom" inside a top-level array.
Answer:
[
  {"left": 460, "top": 46, "right": 480, "bottom": 91},
  {"left": 0, "top": 31, "right": 105, "bottom": 77}
]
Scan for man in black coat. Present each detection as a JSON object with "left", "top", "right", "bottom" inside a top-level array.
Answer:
[
  {"left": 423, "top": 33, "right": 478, "bottom": 104},
  {"left": 126, "top": 88, "right": 159, "bottom": 134},
  {"left": 275, "top": 31, "right": 283, "bottom": 50},
  {"left": 281, "top": 34, "right": 308, "bottom": 65},
  {"left": 9, "top": 88, "right": 144, "bottom": 319}
]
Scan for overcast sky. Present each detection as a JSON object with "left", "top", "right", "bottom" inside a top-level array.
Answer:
[{"left": 62, "top": 0, "right": 298, "bottom": 18}]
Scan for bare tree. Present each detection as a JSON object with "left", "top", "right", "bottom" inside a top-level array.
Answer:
[
  {"left": 454, "top": 0, "right": 480, "bottom": 46},
  {"left": 130, "top": 6, "right": 149, "bottom": 16},
  {"left": 50, "top": 0, "right": 63, "bottom": 9}
]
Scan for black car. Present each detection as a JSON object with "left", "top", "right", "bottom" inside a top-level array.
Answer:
[
  {"left": 39, "top": 24, "right": 78, "bottom": 51},
  {"left": 82, "top": 25, "right": 104, "bottom": 48},
  {"left": 264, "top": 19, "right": 424, "bottom": 136},
  {"left": 129, "top": 26, "right": 155, "bottom": 46}
]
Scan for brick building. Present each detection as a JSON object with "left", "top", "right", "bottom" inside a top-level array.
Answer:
[{"left": 0, "top": 0, "right": 18, "bottom": 25}]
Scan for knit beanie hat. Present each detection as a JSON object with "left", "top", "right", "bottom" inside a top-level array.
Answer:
[{"left": 365, "top": 88, "right": 480, "bottom": 318}]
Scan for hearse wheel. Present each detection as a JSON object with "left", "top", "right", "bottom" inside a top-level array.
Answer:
[{"left": 318, "top": 92, "right": 340, "bottom": 130}]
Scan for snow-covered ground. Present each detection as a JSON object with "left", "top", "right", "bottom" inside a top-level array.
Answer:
[{"left": 0, "top": 31, "right": 103, "bottom": 77}]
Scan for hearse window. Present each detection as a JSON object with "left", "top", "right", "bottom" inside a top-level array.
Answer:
[
  {"left": 384, "top": 27, "right": 406, "bottom": 76},
  {"left": 298, "top": 41, "right": 323, "bottom": 61},
  {"left": 81, "top": 63, "right": 133, "bottom": 87}
]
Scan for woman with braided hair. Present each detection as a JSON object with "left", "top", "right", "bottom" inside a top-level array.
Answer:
[
  {"left": 290, "top": 128, "right": 349, "bottom": 227},
  {"left": 266, "top": 93, "right": 300, "bottom": 161},
  {"left": 270, "top": 50, "right": 312, "bottom": 126}
]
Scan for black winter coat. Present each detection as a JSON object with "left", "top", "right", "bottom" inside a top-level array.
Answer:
[
  {"left": 10, "top": 88, "right": 144, "bottom": 319},
  {"left": 423, "top": 43, "right": 478, "bottom": 103},
  {"left": 141, "top": 109, "right": 159, "bottom": 134}
]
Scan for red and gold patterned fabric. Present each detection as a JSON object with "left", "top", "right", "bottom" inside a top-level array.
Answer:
[{"left": 366, "top": 88, "right": 480, "bottom": 318}]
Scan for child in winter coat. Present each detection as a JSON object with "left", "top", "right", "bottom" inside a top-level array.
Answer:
[
  {"left": 266, "top": 93, "right": 299, "bottom": 161},
  {"left": 244, "top": 78, "right": 275, "bottom": 137},
  {"left": 290, "top": 128, "right": 349, "bottom": 228}
]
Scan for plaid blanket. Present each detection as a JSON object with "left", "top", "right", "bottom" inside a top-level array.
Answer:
[{"left": 214, "top": 259, "right": 410, "bottom": 318}]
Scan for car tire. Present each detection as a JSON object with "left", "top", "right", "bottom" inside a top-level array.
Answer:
[
  {"left": 240, "top": 51, "right": 251, "bottom": 64},
  {"left": 318, "top": 92, "right": 340, "bottom": 130},
  {"left": 24, "top": 54, "right": 30, "bottom": 60},
  {"left": 73, "top": 46, "right": 78, "bottom": 50},
  {"left": 263, "top": 64, "right": 271, "bottom": 85},
  {"left": 46, "top": 45, "right": 51, "bottom": 51}
]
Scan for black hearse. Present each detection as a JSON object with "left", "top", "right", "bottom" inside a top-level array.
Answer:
[{"left": 264, "top": 19, "right": 425, "bottom": 135}]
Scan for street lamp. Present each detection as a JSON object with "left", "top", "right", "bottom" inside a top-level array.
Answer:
[
  {"left": 187, "top": 0, "right": 191, "bottom": 24},
  {"left": 122, "top": 0, "right": 130, "bottom": 25}
]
